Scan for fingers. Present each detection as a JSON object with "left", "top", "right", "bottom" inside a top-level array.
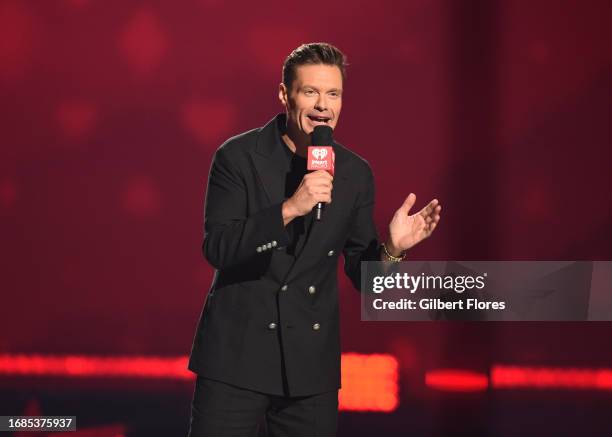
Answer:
[
  {"left": 424, "top": 207, "right": 441, "bottom": 235},
  {"left": 306, "top": 182, "right": 332, "bottom": 193},
  {"left": 424, "top": 204, "right": 442, "bottom": 223},
  {"left": 421, "top": 200, "right": 441, "bottom": 218},
  {"left": 305, "top": 170, "right": 333, "bottom": 181},
  {"left": 308, "top": 189, "right": 332, "bottom": 202},
  {"left": 305, "top": 171, "right": 333, "bottom": 190},
  {"left": 404, "top": 196, "right": 442, "bottom": 223},
  {"left": 291, "top": 171, "right": 335, "bottom": 215},
  {"left": 421, "top": 198, "right": 438, "bottom": 215},
  {"left": 426, "top": 221, "right": 438, "bottom": 235},
  {"left": 400, "top": 193, "right": 416, "bottom": 214},
  {"left": 315, "top": 193, "right": 332, "bottom": 203},
  {"left": 304, "top": 172, "right": 333, "bottom": 204},
  {"left": 416, "top": 201, "right": 441, "bottom": 240},
  {"left": 316, "top": 181, "right": 333, "bottom": 190}
]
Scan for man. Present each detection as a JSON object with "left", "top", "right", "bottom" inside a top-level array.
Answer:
[{"left": 187, "top": 42, "right": 442, "bottom": 437}]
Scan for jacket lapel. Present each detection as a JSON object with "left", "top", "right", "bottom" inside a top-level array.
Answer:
[{"left": 249, "top": 114, "right": 291, "bottom": 206}]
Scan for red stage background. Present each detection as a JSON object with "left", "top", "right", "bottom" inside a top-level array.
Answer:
[{"left": 1, "top": 0, "right": 611, "bottom": 435}]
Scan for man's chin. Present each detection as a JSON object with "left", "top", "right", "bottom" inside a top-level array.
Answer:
[{"left": 298, "top": 122, "right": 314, "bottom": 136}]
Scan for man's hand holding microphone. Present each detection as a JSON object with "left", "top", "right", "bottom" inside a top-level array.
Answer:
[{"left": 282, "top": 169, "right": 333, "bottom": 226}]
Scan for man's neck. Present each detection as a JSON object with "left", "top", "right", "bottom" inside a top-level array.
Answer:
[{"left": 281, "top": 119, "right": 309, "bottom": 158}]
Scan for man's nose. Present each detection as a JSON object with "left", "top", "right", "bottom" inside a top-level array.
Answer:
[{"left": 314, "top": 96, "right": 328, "bottom": 111}]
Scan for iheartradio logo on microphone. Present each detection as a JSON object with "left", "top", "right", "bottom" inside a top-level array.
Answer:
[{"left": 307, "top": 146, "right": 335, "bottom": 176}]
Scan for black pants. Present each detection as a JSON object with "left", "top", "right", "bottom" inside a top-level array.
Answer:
[{"left": 188, "top": 376, "right": 338, "bottom": 437}]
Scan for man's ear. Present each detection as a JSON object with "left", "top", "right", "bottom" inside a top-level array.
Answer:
[{"left": 278, "top": 83, "right": 288, "bottom": 107}]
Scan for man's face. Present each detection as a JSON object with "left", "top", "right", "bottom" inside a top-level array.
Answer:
[{"left": 279, "top": 64, "right": 343, "bottom": 136}]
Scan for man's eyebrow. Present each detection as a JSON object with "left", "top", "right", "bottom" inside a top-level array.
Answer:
[{"left": 301, "top": 85, "right": 343, "bottom": 93}]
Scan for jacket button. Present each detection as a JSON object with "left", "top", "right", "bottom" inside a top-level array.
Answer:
[
  {"left": 308, "top": 285, "right": 316, "bottom": 294},
  {"left": 256, "top": 246, "right": 263, "bottom": 253},
  {"left": 280, "top": 284, "right": 288, "bottom": 291},
  {"left": 268, "top": 322, "right": 277, "bottom": 330},
  {"left": 266, "top": 242, "right": 272, "bottom": 249},
  {"left": 312, "top": 323, "right": 320, "bottom": 331},
  {"left": 327, "top": 250, "right": 334, "bottom": 256},
  {"left": 271, "top": 240, "right": 278, "bottom": 247}
]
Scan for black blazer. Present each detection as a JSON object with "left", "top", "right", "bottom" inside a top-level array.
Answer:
[{"left": 188, "top": 113, "right": 381, "bottom": 396}]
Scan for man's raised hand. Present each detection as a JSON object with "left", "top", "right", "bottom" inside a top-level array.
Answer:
[{"left": 386, "top": 193, "right": 442, "bottom": 255}]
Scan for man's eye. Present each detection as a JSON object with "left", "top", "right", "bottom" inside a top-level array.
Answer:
[{"left": 304, "top": 90, "right": 315, "bottom": 96}]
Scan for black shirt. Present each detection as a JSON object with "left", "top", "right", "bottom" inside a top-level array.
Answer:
[{"left": 281, "top": 136, "right": 314, "bottom": 258}]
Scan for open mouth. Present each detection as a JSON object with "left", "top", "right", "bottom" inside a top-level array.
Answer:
[{"left": 307, "top": 115, "right": 331, "bottom": 124}]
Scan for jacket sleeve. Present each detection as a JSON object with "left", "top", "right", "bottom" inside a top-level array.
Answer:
[
  {"left": 202, "top": 147, "right": 290, "bottom": 270},
  {"left": 342, "top": 163, "right": 382, "bottom": 291}
]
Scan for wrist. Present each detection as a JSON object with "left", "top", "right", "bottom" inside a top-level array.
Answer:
[
  {"left": 382, "top": 241, "right": 406, "bottom": 262},
  {"left": 385, "top": 240, "right": 404, "bottom": 258},
  {"left": 282, "top": 199, "right": 299, "bottom": 225}
]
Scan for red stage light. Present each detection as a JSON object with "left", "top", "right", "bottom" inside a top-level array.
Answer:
[
  {"left": 339, "top": 353, "right": 399, "bottom": 412},
  {"left": 0, "top": 353, "right": 400, "bottom": 412},
  {"left": 425, "top": 369, "right": 489, "bottom": 392},
  {"left": 492, "top": 365, "right": 612, "bottom": 390}
]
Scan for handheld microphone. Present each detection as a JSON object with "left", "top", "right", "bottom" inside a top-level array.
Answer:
[{"left": 307, "top": 125, "right": 335, "bottom": 221}]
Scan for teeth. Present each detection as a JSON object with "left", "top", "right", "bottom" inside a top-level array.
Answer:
[{"left": 309, "top": 116, "right": 328, "bottom": 122}]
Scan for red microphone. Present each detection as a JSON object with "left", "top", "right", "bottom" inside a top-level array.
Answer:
[{"left": 307, "top": 125, "right": 335, "bottom": 221}]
